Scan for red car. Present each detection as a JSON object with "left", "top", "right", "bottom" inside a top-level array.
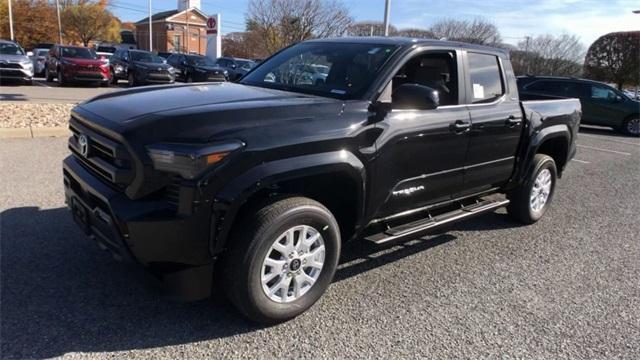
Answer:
[{"left": 45, "top": 45, "right": 110, "bottom": 86}]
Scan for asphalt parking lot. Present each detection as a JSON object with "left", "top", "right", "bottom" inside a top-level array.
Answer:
[
  {"left": 0, "top": 78, "right": 124, "bottom": 103},
  {"left": 1, "top": 127, "right": 639, "bottom": 359}
]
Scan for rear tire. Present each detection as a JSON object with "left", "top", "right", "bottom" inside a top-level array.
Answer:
[
  {"left": 186, "top": 74, "right": 193, "bottom": 83},
  {"left": 621, "top": 117, "right": 640, "bottom": 137},
  {"left": 507, "top": 154, "right": 557, "bottom": 224},
  {"left": 45, "top": 68, "right": 53, "bottom": 82},
  {"left": 222, "top": 197, "right": 341, "bottom": 324}
]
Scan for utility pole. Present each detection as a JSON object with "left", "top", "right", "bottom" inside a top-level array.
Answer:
[
  {"left": 8, "top": 0, "right": 14, "bottom": 41},
  {"left": 55, "top": 0, "right": 62, "bottom": 44},
  {"left": 186, "top": 6, "right": 190, "bottom": 53},
  {"left": 148, "top": 0, "right": 153, "bottom": 51},
  {"left": 383, "top": 0, "right": 391, "bottom": 36}
]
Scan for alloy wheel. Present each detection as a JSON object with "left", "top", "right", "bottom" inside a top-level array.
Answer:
[
  {"left": 530, "top": 168, "right": 552, "bottom": 213},
  {"left": 627, "top": 118, "right": 640, "bottom": 135},
  {"left": 260, "top": 225, "right": 325, "bottom": 303}
]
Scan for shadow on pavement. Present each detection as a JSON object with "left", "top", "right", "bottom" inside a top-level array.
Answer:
[
  {"left": 0, "top": 93, "right": 27, "bottom": 101},
  {"left": 0, "top": 206, "right": 456, "bottom": 358}
]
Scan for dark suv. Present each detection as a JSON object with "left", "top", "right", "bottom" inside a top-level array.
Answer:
[
  {"left": 518, "top": 76, "right": 640, "bottom": 136},
  {"left": 215, "top": 57, "right": 255, "bottom": 81},
  {"left": 110, "top": 49, "right": 175, "bottom": 86},
  {"left": 166, "top": 53, "right": 228, "bottom": 82}
]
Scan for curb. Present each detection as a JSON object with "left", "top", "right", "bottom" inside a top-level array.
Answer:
[{"left": 0, "top": 127, "right": 68, "bottom": 139}]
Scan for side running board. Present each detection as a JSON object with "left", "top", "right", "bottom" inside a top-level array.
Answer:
[{"left": 365, "top": 198, "right": 510, "bottom": 245}]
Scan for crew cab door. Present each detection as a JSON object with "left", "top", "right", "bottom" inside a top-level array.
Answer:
[
  {"left": 462, "top": 52, "right": 523, "bottom": 193},
  {"left": 372, "top": 49, "right": 471, "bottom": 218}
]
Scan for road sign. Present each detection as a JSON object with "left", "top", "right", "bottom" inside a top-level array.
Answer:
[{"left": 206, "top": 16, "right": 217, "bottom": 35}]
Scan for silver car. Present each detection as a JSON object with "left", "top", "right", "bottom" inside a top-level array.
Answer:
[
  {"left": 0, "top": 39, "right": 34, "bottom": 84},
  {"left": 31, "top": 48, "right": 50, "bottom": 76}
]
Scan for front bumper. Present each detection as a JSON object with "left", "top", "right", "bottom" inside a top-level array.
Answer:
[
  {"left": 64, "top": 68, "right": 109, "bottom": 83},
  {"left": 63, "top": 155, "right": 214, "bottom": 300},
  {"left": 0, "top": 66, "right": 33, "bottom": 80}
]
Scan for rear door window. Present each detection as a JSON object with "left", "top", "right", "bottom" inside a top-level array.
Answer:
[{"left": 467, "top": 52, "right": 504, "bottom": 104}]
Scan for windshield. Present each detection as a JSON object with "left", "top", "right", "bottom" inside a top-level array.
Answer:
[
  {"left": 187, "top": 55, "right": 216, "bottom": 67},
  {"left": 36, "top": 49, "right": 49, "bottom": 56},
  {"left": 131, "top": 51, "right": 164, "bottom": 63},
  {"left": 62, "top": 47, "right": 97, "bottom": 59},
  {"left": 241, "top": 42, "right": 398, "bottom": 99},
  {"left": 0, "top": 43, "right": 25, "bottom": 55},
  {"left": 236, "top": 60, "right": 255, "bottom": 70}
]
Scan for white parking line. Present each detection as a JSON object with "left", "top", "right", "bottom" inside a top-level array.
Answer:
[
  {"left": 572, "top": 159, "right": 590, "bottom": 164},
  {"left": 577, "top": 144, "right": 631, "bottom": 156},
  {"left": 579, "top": 134, "right": 640, "bottom": 147}
]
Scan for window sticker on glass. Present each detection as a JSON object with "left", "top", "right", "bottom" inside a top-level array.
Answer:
[
  {"left": 330, "top": 89, "right": 347, "bottom": 95},
  {"left": 368, "top": 48, "right": 381, "bottom": 54},
  {"left": 473, "top": 83, "right": 485, "bottom": 99}
]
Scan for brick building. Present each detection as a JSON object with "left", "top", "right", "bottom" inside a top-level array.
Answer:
[{"left": 135, "top": 7, "right": 208, "bottom": 55}]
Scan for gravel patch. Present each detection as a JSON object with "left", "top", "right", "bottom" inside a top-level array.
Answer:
[{"left": 0, "top": 103, "right": 75, "bottom": 128}]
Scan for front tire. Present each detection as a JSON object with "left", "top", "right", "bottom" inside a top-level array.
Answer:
[
  {"left": 507, "top": 154, "right": 557, "bottom": 224},
  {"left": 128, "top": 72, "right": 136, "bottom": 87},
  {"left": 45, "top": 68, "right": 53, "bottom": 82},
  {"left": 222, "top": 197, "right": 341, "bottom": 324}
]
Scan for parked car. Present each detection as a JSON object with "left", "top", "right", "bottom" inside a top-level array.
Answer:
[
  {"left": 518, "top": 76, "right": 640, "bottom": 136},
  {"left": 63, "top": 37, "right": 580, "bottom": 324},
  {"left": 95, "top": 45, "right": 117, "bottom": 54},
  {"left": 33, "top": 42, "right": 55, "bottom": 50},
  {"left": 109, "top": 49, "right": 175, "bottom": 86},
  {"left": 45, "top": 45, "right": 110, "bottom": 86},
  {"left": 0, "top": 39, "right": 34, "bottom": 84},
  {"left": 215, "top": 56, "right": 255, "bottom": 81},
  {"left": 167, "top": 53, "right": 228, "bottom": 82},
  {"left": 30, "top": 48, "right": 50, "bottom": 76}
]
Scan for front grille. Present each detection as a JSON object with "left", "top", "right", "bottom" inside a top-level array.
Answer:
[
  {"left": 0, "top": 63, "right": 23, "bottom": 69},
  {"left": 68, "top": 116, "right": 134, "bottom": 188}
]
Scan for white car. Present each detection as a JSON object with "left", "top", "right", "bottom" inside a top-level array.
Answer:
[{"left": 0, "top": 39, "right": 34, "bottom": 84}]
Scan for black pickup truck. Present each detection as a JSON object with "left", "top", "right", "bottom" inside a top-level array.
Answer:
[{"left": 63, "top": 37, "right": 581, "bottom": 323}]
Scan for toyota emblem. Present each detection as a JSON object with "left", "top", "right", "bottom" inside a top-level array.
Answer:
[{"left": 78, "top": 134, "right": 90, "bottom": 157}]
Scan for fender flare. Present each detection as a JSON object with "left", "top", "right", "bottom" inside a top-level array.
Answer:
[
  {"left": 209, "top": 150, "right": 366, "bottom": 254},
  {"left": 513, "top": 124, "right": 571, "bottom": 185}
]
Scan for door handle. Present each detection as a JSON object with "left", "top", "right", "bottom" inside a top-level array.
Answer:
[
  {"left": 506, "top": 115, "right": 522, "bottom": 126},
  {"left": 451, "top": 120, "right": 470, "bottom": 133}
]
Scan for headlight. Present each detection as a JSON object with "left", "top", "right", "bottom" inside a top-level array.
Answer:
[
  {"left": 223, "top": 70, "right": 228, "bottom": 76},
  {"left": 168, "top": 66, "right": 175, "bottom": 74},
  {"left": 147, "top": 140, "right": 244, "bottom": 179}
]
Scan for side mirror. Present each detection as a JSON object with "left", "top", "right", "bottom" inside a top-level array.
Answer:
[
  {"left": 614, "top": 95, "right": 623, "bottom": 103},
  {"left": 392, "top": 83, "right": 440, "bottom": 110}
]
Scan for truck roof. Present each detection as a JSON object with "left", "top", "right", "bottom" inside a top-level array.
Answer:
[{"left": 305, "top": 36, "right": 509, "bottom": 58}]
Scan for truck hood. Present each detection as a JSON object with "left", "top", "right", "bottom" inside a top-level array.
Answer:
[{"left": 74, "top": 82, "right": 344, "bottom": 142}]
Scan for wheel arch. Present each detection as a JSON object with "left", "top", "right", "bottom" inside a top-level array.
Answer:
[{"left": 210, "top": 151, "right": 367, "bottom": 255}]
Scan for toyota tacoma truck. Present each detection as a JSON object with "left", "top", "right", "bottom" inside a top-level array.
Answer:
[{"left": 63, "top": 37, "right": 581, "bottom": 323}]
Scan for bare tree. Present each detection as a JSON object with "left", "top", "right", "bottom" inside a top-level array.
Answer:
[
  {"left": 511, "top": 34, "right": 585, "bottom": 77},
  {"left": 429, "top": 18, "right": 502, "bottom": 45},
  {"left": 584, "top": 31, "right": 640, "bottom": 89},
  {"left": 222, "top": 31, "right": 269, "bottom": 59},
  {"left": 347, "top": 21, "right": 397, "bottom": 36},
  {"left": 396, "top": 28, "right": 434, "bottom": 39},
  {"left": 247, "top": 0, "right": 353, "bottom": 54}
]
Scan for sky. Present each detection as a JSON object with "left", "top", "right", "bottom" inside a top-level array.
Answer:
[{"left": 109, "top": 0, "right": 640, "bottom": 47}]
